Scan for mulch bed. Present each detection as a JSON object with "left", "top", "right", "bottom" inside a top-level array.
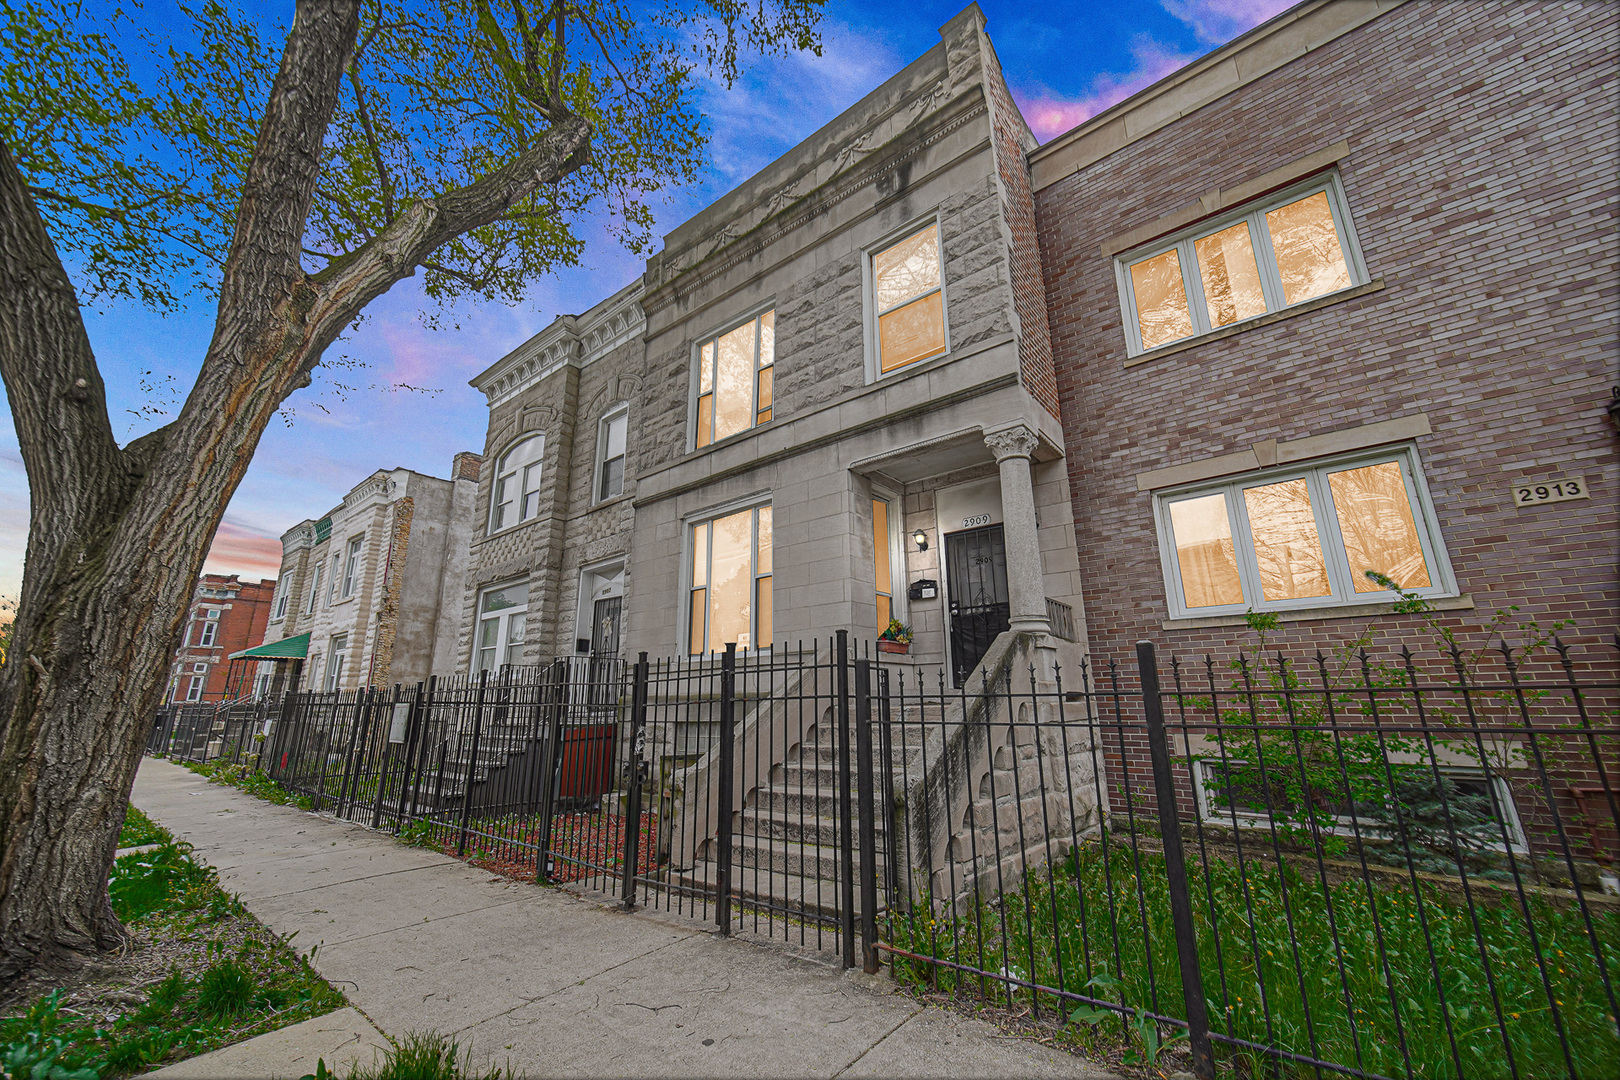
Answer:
[{"left": 427, "top": 809, "right": 659, "bottom": 887}]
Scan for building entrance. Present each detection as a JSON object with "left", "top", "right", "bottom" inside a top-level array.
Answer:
[{"left": 944, "top": 523, "right": 1010, "bottom": 686}]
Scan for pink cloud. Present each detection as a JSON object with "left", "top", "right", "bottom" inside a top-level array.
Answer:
[
  {"left": 1162, "top": 0, "right": 1297, "bottom": 46},
  {"left": 1018, "top": 38, "right": 1199, "bottom": 143},
  {"left": 202, "top": 520, "right": 284, "bottom": 583}
]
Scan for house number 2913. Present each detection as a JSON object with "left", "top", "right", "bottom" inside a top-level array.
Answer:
[{"left": 1513, "top": 478, "right": 1588, "bottom": 507}]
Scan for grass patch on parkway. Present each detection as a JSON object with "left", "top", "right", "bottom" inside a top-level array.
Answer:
[{"left": 0, "top": 805, "right": 345, "bottom": 1078}]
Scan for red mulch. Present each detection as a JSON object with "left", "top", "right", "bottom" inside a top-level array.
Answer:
[{"left": 428, "top": 810, "right": 658, "bottom": 887}]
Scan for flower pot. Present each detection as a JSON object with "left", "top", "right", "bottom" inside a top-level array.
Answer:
[{"left": 877, "top": 640, "right": 910, "bottom": 655}]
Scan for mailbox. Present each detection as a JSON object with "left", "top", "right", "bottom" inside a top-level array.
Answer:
[{"left": 908, "top": 578, "right": 939, "bottom": 601}]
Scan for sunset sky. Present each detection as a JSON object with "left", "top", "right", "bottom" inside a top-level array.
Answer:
[{"left": 0, "top": 0, "right": 1292, "bottom": 597}]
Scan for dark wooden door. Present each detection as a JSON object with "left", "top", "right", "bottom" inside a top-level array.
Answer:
[{"left": 944, "top": 523, "right": 1010, "bottom": 687}]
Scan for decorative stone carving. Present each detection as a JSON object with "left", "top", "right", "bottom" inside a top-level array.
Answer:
[
  {"left": 984, "top": 425, "right": 1039, "bottom": 463},
  {"left": 908, "top": 80, "right": 948, "bottom": 120},
  {"left": 832, "top": 128, "right": 880, "bottom": 175},
  {"left": 765, "top": 179, "right": 804, "bottom": 218}
]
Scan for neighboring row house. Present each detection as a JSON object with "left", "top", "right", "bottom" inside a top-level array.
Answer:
[{"left": 164, "top": 574, "right": 276, "bottom": 703}]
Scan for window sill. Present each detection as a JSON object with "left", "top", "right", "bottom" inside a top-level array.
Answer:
[
  {"left": 1124, "top": 278, "right": 1386, "bottom": 369},
  {"left": 1163, "top": 593, "right": 1474, "bottom": 631},
  {"left": 590, "top": 492, "right": 634, "bottom": 512}
]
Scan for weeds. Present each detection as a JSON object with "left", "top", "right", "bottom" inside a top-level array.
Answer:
[{"left": 302, "top": 1031, "right": 507, "bottom": 1080}]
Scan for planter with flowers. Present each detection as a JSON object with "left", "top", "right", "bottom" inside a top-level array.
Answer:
[{"left": 877, "top": 619, "right": 913, "bottom": 655}]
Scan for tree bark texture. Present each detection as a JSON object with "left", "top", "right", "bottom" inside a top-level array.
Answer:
[{"left": 0, "top": 0, "right": 592, "bottom": 978}]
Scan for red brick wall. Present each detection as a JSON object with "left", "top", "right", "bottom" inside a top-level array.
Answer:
[
  {"left": 1035, "top": 0, "right": 1619, "bottom": 673},
  {"left": 169, "top": 575, "right": 277, "bottom": 702}
]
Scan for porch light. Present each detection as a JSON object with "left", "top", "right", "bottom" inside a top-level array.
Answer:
[{"left": 913, "top": 529, "right": 928, "bottom": 551}]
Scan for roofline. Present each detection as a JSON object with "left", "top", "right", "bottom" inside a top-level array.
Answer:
[{"left": 1027, "top": 0, "right": 1405, "bottom": 191}]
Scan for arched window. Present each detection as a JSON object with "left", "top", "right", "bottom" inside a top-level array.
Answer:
[{"left": 489, "top": 434, "right": 545, "bottom": 533}]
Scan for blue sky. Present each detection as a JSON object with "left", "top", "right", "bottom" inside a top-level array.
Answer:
[{"left": 0, "top": 0, "right": 1290, "bottom": 599}]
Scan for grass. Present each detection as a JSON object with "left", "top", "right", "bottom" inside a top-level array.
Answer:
[
  {"left": 885, "top": 842, "right": 1620, "bottom": 1080},
  {"left": 304, "top": 1031, "right": 509, "bottom": 1080},
  {"left": 1, "top": 817, "right": 344, "bottom": 1078},
  {"left": 183, "top": 759, "right": 315, "bottom": 809}
]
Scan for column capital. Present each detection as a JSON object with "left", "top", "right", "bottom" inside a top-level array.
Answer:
[{"left": 984, "top": 424, "right": 1039, "bottom": 464}]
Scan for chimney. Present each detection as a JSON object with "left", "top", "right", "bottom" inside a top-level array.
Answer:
[{"left": 452, "top": 451, "right": 483, "bottom": 482}]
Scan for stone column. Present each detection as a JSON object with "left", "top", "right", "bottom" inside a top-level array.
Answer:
[{"left": 984, "top": 424, "right": 1051, "bottom": 637}]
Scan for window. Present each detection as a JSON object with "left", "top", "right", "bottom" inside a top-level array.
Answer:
[
  {"left": 873, "top": 222, "right": 946, "bottom": 374},
  {"left": 271, "top": 579, "right": 288, "bottom": 621},
  {"left": 328, "top": 554, "right": 340, "bottom": 604},
  {"left": 688, "top": 505, "right": 771, "bottom": 653},
  {"left": 1155, "top": 447, "right": 1452, "bottom": 619},
  {"left": 489, "top": 435, "right": 545, "bottom": 532},
  {"left": 325, "top": 634, "right": 348, "bottom": 692},
  {"left": 694, "top": 310, "right": 774, "bottom": 449},
  {"left": 305, "top": 563, "right": 324, "bottom": 615},
  {"left": 597, "top": 407, "right": 628, "bottom": 501},
  {"left": 1117, "top": 174, "right": 1364, "bottom": 356},
  {"left": 252, "top": 671, "right": 272, "bottom": 699},
  {"left": 185, "top": 675, "right": 205, "bottom": 702},
  {"left": 340, "top": 536, "right": 363, "bottom": 599},
  {"left": 476, "top": 582, "right": 528, "bottom": 672},
  {"left": 873, "top": 498, "right": 895, "bottom": 631},
  {"left": 198, "top": 615, "right": 218, "bottom": 648}
]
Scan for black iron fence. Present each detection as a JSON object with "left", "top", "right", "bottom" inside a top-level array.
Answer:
[
  {"left": 147, "top": 698, "right": 270, "bottom": 766},
  {"left": 146, "top": 632, "right": 1619, "bottom": 1079}
]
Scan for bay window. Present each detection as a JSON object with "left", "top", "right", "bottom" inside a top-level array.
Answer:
[{"left": 689, "top": 505, "right": 772, "bottom": 653}]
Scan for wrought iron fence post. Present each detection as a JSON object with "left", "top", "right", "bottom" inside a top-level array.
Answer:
[
  {"left": 716, "top": 643, "right": 738, "bottom": 935},
  {"left": 336, "top": 688, "right": 369, "bottom": 818},
  {"left": 372, "top": 686, "right": 401, "bottom": 830},
  {"left": 854, "top": 656, "right": 881, "bottom": 974},
  {"left": 266, "top": 692, "right": 298, "bottom": 780},
  {"left": 1137, "top": 640, "right": 1214, "bottom": 1080},
  {"left": 458, "top": 670, "right": 489, "bottom": 858},
  {"left": 534, "top": 659, "right": 567, "bottom": 882},
  {"left": 622, "top": 653, "right": 650, "bottom": 910},
  {"left": 394, "top": 682, "right": 427, "bottom": 827},
  {"left": 837, "top": 629, "right": 856, "bottom": 969}
]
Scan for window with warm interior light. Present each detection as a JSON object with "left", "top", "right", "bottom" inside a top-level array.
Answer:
[
  {"left": 688, "top": 505, "right": 771, "bottom": 653},
  {"left": 1154, "top": 446, "right": 1452, "bottom": 619},
  {"left": 1117, "top": 174, "right": 1364, "bottom": 356},
  {"left": 489, "top": 434, "right": 545, "bottom": 532},
  {"left": 873, "top": 222, "right": 947, "bottom": 374},
  {"left": 873, "top": 498, "right": 895, "bottom": 631},
  {"left": 694, "top": 310, "right": 774, "bottom": 449}
]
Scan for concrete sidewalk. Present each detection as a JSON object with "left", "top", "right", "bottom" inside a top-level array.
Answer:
[{"left": 133, "top": 758, "right": 1111, "bottom": 1079}]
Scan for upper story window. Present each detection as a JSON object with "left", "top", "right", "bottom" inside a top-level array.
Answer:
[
  {"left": 873, "top": 222, "right": 946, "bottom": 374},
  {"left": 1154, "top": 446, "right": 1453, "bottom": 620},
  {"left": 305, "top": 562, "right": 324, "bottom": 615},
  {"left": 271, "top": 579, "right": 289, "bottom": 621},
  {"left": 597, "top": 406, "right": 628, "bottom": 501},
  {"left": 489, "top": 434, "right": 545, "bottom": 532},
  {"left": 695, "top": 310, "right": 773, "bottom": 449},
  {"left": 340, "top": 535, "right": 363, "bottom": 599},
  {"left": 198, "top": 609, "right": 219, "bottom": 647},
  {"left": 1117, "top": 174, "right": 1365, "bottom": 356},
  {"left": 688, "top": 504, "right": 771, "bottom": 654}
]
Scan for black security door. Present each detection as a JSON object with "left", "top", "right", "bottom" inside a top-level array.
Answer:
[{"left": 944, "top": 524, "right": 1010, "bottom": 687}]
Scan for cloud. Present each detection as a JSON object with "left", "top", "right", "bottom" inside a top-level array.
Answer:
[
  {"left": 1017, "top": 37, "right": 1200, "bottom": 143},
  {"left": 201, "top": 519, "right": 284, "bottom": 583},
  {"left": 1160, "top": 0, "right": 1297, "bottom": 46}
]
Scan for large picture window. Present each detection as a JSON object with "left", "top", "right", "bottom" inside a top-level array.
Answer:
[
  {"left": 1117, "top": 174, "right": 1364, "bottom": 356},
  {"left": 873, "top": 222, "right": 946, "bottom": 374},
  {"left": 695, "top": 311, "right": 774, "bottom": 449},
  {"left": 489, "top": 434, "right": 545, "bottom": 532},
  {"left": 688, "top": 505, "right": 771, "bottom": 653},
  {"left": 1155, "top": 447, "right": 1452, "bottom": 619}
]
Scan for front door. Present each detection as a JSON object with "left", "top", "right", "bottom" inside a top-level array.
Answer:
[{"left": 944, "top": 524, "right": 1010, "bottom": 687}]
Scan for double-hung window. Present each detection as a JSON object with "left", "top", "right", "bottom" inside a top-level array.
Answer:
[
  {"left": 688, "top": 505, "right": 771, "bottom": 653},
  {"left": 271, "top": 580, "right": 288, "bottom": 621},
  {"left": 694, "top": 310, "right": 774, "bottom": 449},
  {"left": 476, "top": 581, "right": 528, "bottom": 672},
  {"left": 198, "top": 609, "right": 219, "bottom": 647},
  {"left": 1118, "top": 173, "right": 1365, "bottom": 356},
  {"left": 340, "top": 536, "right": 363, "bottom": 599},
  {"left": 873, "top": 222, "right": 946, "bottom": 374},
  {"left": 597, "top": 407, "right": 628, "bottom": 501},
  {"left": 1155, "top": 446, "right": 1453, "bottom": 619},
  {"left": 489, "top": 435, "right": 545, "bottom": 532},
  {"left": 325, "top": 634, "right": 348, "bottom": 692},
  {"left": 305, "top": 563, "right": 324, "bottom": 615}
]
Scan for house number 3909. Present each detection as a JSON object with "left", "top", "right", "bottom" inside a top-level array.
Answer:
[{"left": 1513, "top": 478, "right": 1588, "bottom": 507}]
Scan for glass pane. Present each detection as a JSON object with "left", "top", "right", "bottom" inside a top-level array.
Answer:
[
  {"left": 755, "top": 366, "right": 772, "bottom": 422},
  {"left": 1328, "top": 461, "right": 1432, "bottom": 593},
  {"left": 708, "top": 509, "right": 753, "bottom": 650},
  {"left": 696, "top": 394, "right": 713, "bottom": 448},
  {"left": 482, "top": 583, "right": 528, "bottom": 613},
  {"left": 713, "top": 321, "right": 755, "bottom": 442},
  {"left": 879, "top": 292, "right": 945, "bottom": 372},
  {"left": 1266, "top": 191, "right": 1351, "bottom": 305},
  {"left": 758, "top": 407, "right": 772, "bottom": 424},
  {"left": 1195, "top": 221, "right": 1267, "bottom": 327},
  {"left": 756, "top": 576, "right": 772, "bottom": 650},
  {"left": 1244, "top": 479, "right": 1331, "bottom": 601},
  {"left": 756, "top": 506, "right": 771, "bottom": 575},
  {"left": 758, "top": 310, "right": 775, "bottom": 369},
  {"left": 876, "top": 593, "right": 890, "bottom": 632},
  {"left": 875, "top": 225, "right": 941, "bottom": 311},
  {"left": 872, "top": 500, "right": 891, "bottom": 595},
  {"left": 691, "top": 523, "right": 708, "bottom": 589},
  {"left": 600, "top": 457, "right": 624, "bottom": 499},
  {"left": 506, "top": 613, "right": 525, "bottom": 644},
  {"left": 700, "top": 342, "right": 714, "bottom": 395},
  {"left": 479, "top": 618, "right": 499, "bottom": 648},
  {"left": 689, "top": 588, "right": 706, "bottom": 654},
  {"left": 605, "top": 414, "right": 627, "bottom": 458},
  {"left": 1130, "top": 248, "right": 1194, "bottom": 350},
  {"left": 1169, "top": 494, "right": 1243, "bottom": 608},
  {"left": 501, "top": 435, "right": 540, "bottom": 471}
]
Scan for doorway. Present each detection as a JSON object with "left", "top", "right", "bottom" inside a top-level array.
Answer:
[{"left": 944, "top": 523, "right": 1009, "bottom": 687}]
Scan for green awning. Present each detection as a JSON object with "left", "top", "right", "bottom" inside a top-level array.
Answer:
[{"left": 230, "top": 632, "right": 310, "bottom": 660}]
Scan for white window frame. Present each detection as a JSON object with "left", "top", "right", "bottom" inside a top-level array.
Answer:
[
  {"left": 475, "top": 579, "right": 529, "bottom": 672},
  {"left": 1114, "top": 171, "right": 1368, "bottom": 358},
  {"left": 198, "top": 617, "right": 218, "bottom": 648},
  {"left": 684, "top": 498, "right": 772, "bottom": 655},
  {"left": 1191, "top": 758, "right": 1527, "bottom": 851},
  {"left": 1152, "top": 444, "right": 1455, "bottom": 621},
  {"left": 305, "top": 562, "right": 324, "bottom": 615},
  {"left": 271, "top": 579, "right": 289, "bottom": 621},
  {"left": 596, "top": 404, "right": 629, "bottom": 502},
  {"left": 325, "top": 634, "right": 348, "bottom": 692},
  {"left": 185, "top": 674, "right": 206, "bottom": 702},
  {"left": 488, "top": 434, "right": 546, "bottom": 534},
  {"left": 865, "top": 214, "right": 950, "bottom": 381},
  {"left": 689, "top": 304, "right": 775, "bottom": 452},
  {"left": 339, "top": 535, "right": 363, "bottom": 600}
]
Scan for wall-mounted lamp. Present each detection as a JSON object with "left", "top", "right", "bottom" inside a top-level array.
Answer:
[{"left": 912, "top": 529, "right": 929, "bottom": 551}]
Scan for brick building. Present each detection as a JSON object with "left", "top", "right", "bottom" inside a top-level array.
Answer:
[{"left": 164, "top": 574, "right": 276, "bottom": 703}]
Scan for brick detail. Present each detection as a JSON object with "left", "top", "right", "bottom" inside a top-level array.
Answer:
[{"left": 369, "top": 496, "right": 415, "bottom": 687}]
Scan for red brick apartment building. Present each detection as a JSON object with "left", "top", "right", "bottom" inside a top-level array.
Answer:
[
  {"left": 165, "top": 574, "right": 276, "bottom": 703},
  {"left": 1032, "top": 0, "right": 1618, "bottom": 670}
]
